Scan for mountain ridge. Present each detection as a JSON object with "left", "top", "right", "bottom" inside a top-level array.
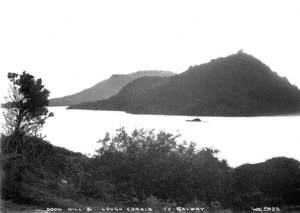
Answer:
[
  {"left": 69, "top": 52, "right": 300, "bottom": 116},
  {"left": 49, "top": 70, "right": 175, "bottom": 106}
]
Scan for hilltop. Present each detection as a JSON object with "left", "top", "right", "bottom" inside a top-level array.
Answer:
[{"left": 69, "top": 52, "right": 300, "bottom": 116}]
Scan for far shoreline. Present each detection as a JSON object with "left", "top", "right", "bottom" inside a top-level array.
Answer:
[{"left": 48, "top": 105, "right": 300, "bottom": 118}]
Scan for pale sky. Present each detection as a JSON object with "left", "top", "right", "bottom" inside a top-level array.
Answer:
[{"left": 1, "top": 0, "right": 300, "bottom": 100}]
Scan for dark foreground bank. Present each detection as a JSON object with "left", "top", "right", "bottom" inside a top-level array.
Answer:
[{"left": 1, "top": 129, "right": 300, "bottom": 212}]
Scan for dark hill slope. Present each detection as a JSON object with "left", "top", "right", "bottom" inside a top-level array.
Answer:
[
  {"left": 68, "top": 76, "right": 171, "bottom": 110},
  {"left": 50, "top": 70, "right": 174, "bottom": 106},
  {"left": 69, "top": 53, "right": 300, "bottom": 116},
  {"left": 231, "top": 157, "right": 300, "bottom": 206}
]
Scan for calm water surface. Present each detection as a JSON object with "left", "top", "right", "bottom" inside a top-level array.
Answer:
[{"left": 24, "top": 107, "right": 300, "bottom": 167}]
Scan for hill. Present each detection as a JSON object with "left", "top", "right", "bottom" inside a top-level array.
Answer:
[
  {"left": 49, "top": 70, "right": 174, "bottom": 106},
  {"left": 68, "top": 76, "right": 172, "bottom": 110},
  {"left": 231, "top": 157, "right": 300, "bottom": 207},
  {"left": 69, "top": 52, "right": 300, "bottom": 116}
]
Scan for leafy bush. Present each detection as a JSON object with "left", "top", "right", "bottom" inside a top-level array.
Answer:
[{"left": 93, "top": 128, "right": 229, "bottom": 204}]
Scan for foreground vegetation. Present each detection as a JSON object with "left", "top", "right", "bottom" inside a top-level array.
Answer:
[
  {"left": 1, "top": 128, "right": 300, "bottom": 212},
  {"left": 2, "top": 71, "right": 300, "bottom": 212}
]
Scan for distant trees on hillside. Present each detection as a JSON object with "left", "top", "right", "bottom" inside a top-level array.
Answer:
[{"left": 69, "top": 52, "right": 300, "bottom": 116}]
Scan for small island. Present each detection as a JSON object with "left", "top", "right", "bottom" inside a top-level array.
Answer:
[{"left": 186, "top": 118, "right": 202, "bottom": 122}]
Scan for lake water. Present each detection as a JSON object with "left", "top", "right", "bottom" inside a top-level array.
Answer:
[
  {"left": 38, "top": 107, "right": 300, "bottom": 167},
  {"left": 2, "top": 107, "right": 299, "bottom": 167}
]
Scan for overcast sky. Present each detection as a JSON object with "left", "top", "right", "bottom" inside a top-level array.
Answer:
[{"left": 1, "top": 0, "right": 300, "bottom": 100}]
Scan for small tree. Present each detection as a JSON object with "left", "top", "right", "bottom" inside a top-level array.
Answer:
[{"left": 2, "top": 71, "right": 53, "bottom": 154}]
